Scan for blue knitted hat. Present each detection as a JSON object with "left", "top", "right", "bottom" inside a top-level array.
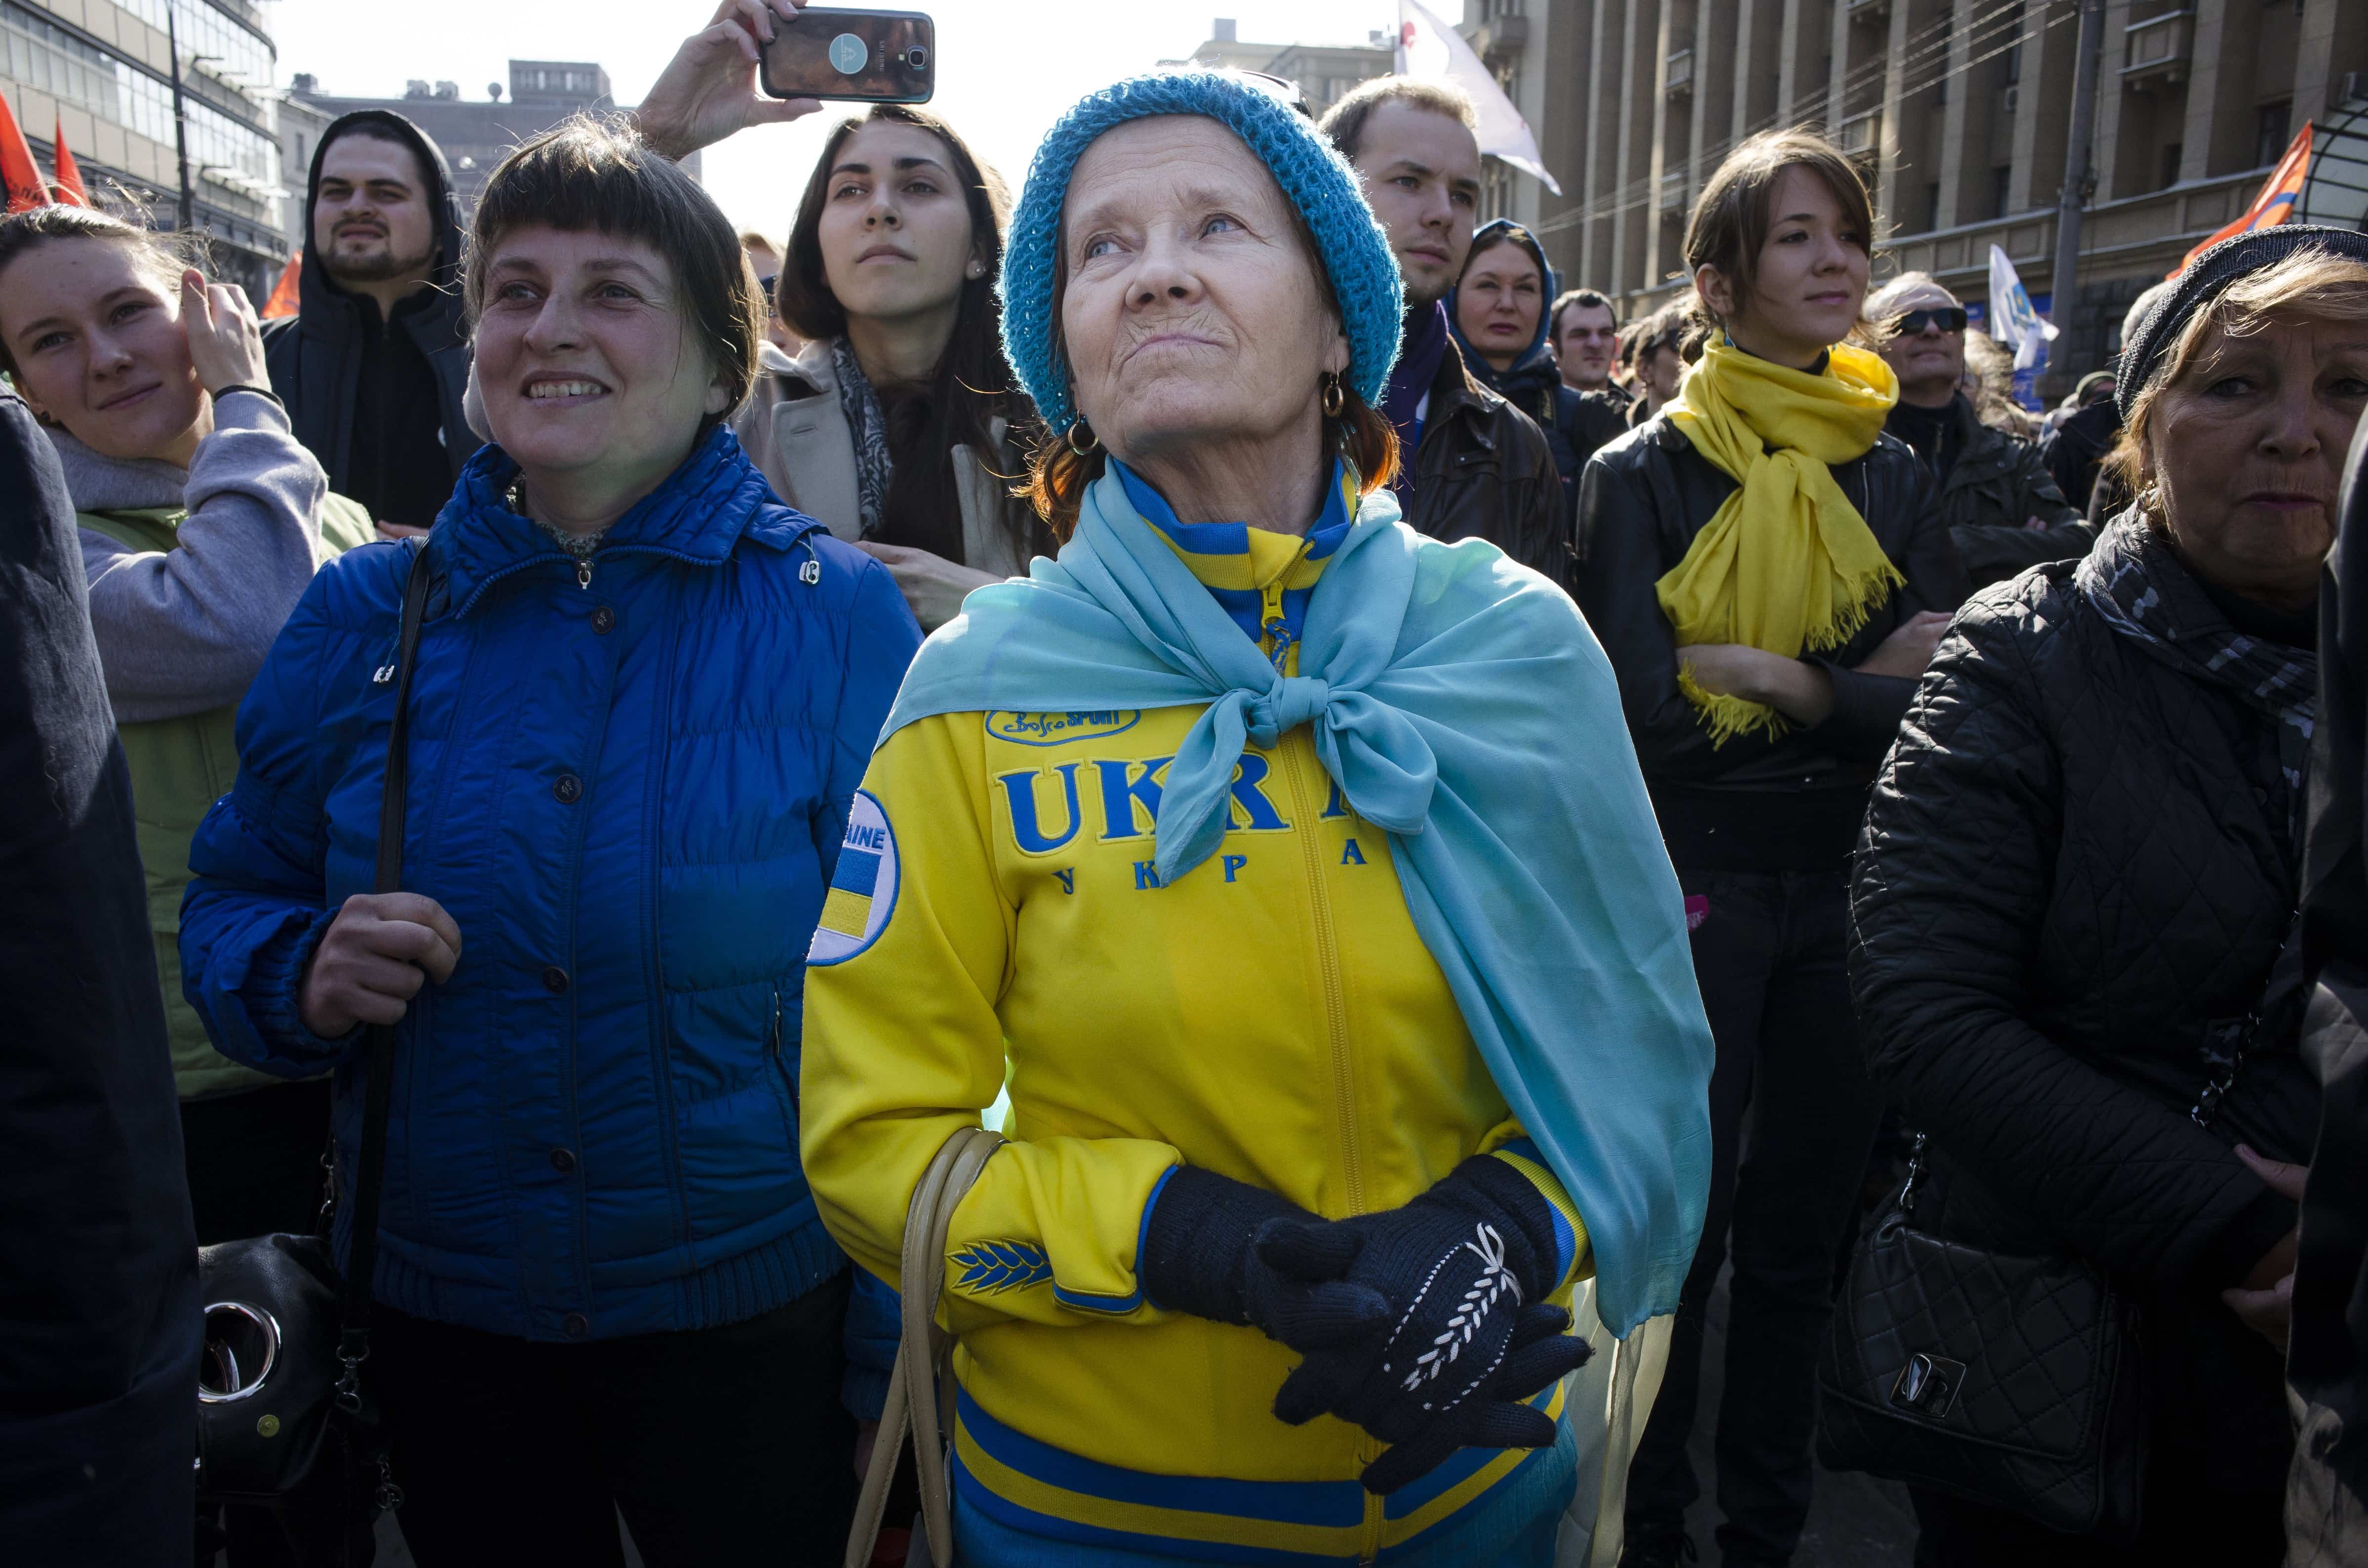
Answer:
[{"left": 1000, "top": 71, "right": 1404, "bottom": 436}]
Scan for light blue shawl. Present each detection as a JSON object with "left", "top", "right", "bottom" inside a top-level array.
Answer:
[{"left": 882, "top": 467, "right": 1713, "bottom": 1333}]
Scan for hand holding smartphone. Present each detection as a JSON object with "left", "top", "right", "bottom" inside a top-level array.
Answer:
[{"left": 761, "top": 7, "right": 934, "bottom": 103}]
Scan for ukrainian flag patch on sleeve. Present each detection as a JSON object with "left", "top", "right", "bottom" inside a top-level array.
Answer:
[{"left": 808, "top": 789, "right": 899, "bottom": 965}]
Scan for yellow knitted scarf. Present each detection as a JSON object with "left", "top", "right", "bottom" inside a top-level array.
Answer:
[{"left": 1656, "top": 338, "right": 1903, "bottom": 744}]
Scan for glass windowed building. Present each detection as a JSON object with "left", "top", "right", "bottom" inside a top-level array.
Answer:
[{"left": 2, "top": 0, "right": 286, "bottom": 296}]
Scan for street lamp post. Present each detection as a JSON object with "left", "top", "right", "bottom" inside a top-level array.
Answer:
[{"left": 165, "top": 2, "right": 193, "bottom": 234}]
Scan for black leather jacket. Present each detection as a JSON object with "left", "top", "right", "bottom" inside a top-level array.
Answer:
[
  {"left": 1402, "top": 338, "right": 1567, "bottom": 585},
  {"left": 1575, "top": 414, "right": 1965, "bottom": 869}
]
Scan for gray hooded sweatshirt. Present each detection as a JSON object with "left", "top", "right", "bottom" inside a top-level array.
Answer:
[{"left": 65, "top": 388, "right": 331, "bottom": 724}]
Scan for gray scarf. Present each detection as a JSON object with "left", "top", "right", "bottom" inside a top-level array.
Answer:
[
  {"left": 2079, "top": 510, "right": 2318, "bottom": 800},
  {"left": 831, "top": 336, "right": 894, "bottom": 539}
]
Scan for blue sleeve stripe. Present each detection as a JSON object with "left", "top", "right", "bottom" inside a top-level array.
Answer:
[{"left": 1052, "top": 1161, "right": 1179, "bottom": 1318}]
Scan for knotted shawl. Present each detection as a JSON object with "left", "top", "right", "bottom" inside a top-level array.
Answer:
[
  {"left": 881, "top": 467, "right": 1715, "bottom": 1333},
  {"left": 1657, "top": 339, "right": 1902, "bottom": 743}
]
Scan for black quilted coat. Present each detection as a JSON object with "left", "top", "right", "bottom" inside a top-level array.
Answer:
[{"left": 1850, "top": 515, "right": 2318, "bottom": 1517}]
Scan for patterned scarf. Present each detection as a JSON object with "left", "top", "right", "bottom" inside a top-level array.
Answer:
[
  {"left": 831, "top": 335, "right": 894, "bottom": 539},
  {"left": 2079, "top": 512, "right": 2319, "bottom": 804}
]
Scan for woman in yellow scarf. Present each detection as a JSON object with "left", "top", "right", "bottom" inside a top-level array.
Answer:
[{"left": 1570, "top": 129, "right": 1970, "bottom": 1568}]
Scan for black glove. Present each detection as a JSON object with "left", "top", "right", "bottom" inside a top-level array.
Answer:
[
  {"left": 1138, "top": 1164, "right": 1391, "bottom": 1354},
  {"left": 1254, "top": 1155, "right": 1593, "bottom": 1494}
]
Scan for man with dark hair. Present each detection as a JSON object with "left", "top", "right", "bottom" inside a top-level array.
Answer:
[
  {"left": 1550, "top": 287, "right": 1623, "bottom": 397},
  {"left": 1318, "top": 78, "right": 1565, "bottom": 582},
  {"left": 264, "top": 111, "right": 479, "bottom": 531}
]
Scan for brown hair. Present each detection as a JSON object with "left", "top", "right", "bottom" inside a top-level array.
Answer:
[
  {"left": 464, "top": 116, "right": 763, "bottom": 433},
  {"left": 2107, "top": 247, "right": 2368, "bottom": 495},
  {"left": 1317, "top": 76, "right": 1477, "bottom": 164},
  {"left": 777, "top": 105, "right": 1038, "bottom": 566},
  {"left": 1682, "top": 129, "right": 1876, "bottom": 338},
  {"left": 0, "top": 205, "right": 195, "bottom": 383},
  {"left": 1016, "top": 171, "right": 1398, "bottom": 540}
]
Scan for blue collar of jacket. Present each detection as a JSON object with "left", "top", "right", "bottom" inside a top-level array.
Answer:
[{"left": 430, "top": 424, "right": 819, "bottom": 617}]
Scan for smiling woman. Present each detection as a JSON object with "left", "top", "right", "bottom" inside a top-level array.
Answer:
[{"left": 175, "top": 115, "right": 926, "bottom": 1568}]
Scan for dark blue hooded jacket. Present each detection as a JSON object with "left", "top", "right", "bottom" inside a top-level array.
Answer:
[{"left": 180, "top": 427, "right": 918, "bottom": 1393}]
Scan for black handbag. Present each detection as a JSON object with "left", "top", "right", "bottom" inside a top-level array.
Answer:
[
  {"left": 195, "top": 546, "right": 431, "bottom": 1519},
  {"left": 1814, "top": 1134, "right": 2148, "bottom": 1542}
]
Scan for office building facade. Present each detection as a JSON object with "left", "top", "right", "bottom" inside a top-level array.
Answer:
[
  {"left": 280, "top": 58, "right": 697, "bottom": 241},
  {"left": 1482, "top": 0, "right": 2368, "bottom": 386},
  {"left": 2, "top": 0, "right": 286, "bottom": 295}
]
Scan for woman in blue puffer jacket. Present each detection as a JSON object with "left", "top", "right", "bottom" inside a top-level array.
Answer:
[{"left": 180, "top": 118, "right": 921, "bottom": 1566}]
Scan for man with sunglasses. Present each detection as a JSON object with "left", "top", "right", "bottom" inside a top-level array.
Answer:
[{"left": 1869, "top": 273, "right": 2087, "bottom": 592}]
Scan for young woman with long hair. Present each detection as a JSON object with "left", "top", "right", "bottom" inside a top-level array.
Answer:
[
  {"left": 638, "top": 0, "right": 1042, "bottom": 629},
  {"left": 1572, "top": 129, "right": 1969, "bottom": 1567}
]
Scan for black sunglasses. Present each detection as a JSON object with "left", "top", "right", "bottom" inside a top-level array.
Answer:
[{"left": 1892, "top": 306, "right": 1969, "bottom": 335}]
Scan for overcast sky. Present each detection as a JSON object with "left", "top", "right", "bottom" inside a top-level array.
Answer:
[{"left": 264, "top": 1, "right": 1399, "bottom": 239}]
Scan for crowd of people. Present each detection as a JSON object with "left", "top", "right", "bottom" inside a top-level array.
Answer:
[{"left": 6, "top": 1, "right": 2368, "bottom": 1566}]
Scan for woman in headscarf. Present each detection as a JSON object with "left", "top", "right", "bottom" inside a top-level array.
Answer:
[
  {"left": 1572, "top": 129, "right": 1967, "bottom": 1568},
  {"left": 801, "top": 70, "right": 1714, "bottom": 1568},
  {"left": 1852, "top": 226, "right": 2368, "bottom": 1564},
  {"left": 1452, "top": 219, "right": 1587, "bottom": 521}
]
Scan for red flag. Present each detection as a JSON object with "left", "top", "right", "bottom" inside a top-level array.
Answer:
[
  {"left": 2169, "top": 125, "right": 2311, "bottom": 278},
  {"left": 0, "top": 92, "right": 47, "bottom": 212},
  {"left": 261, "top": 249, "right": 302, "bottom": 319},
  {"left": 50, "top": 114, "right": 87, "bottom": 206}
]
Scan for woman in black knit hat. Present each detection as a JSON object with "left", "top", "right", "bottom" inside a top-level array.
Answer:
[{"left": 1850, "top": 226, "right": 2368, "bottom": 1563}]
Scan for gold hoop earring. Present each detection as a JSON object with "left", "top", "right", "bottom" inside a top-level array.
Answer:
[
  {"left": 2137, "top": 481, "right": 2162, "bottom": 520},
  {"left": 1066, "top": 419, "right": 1099, "bottom": 457},
  {"left": 1320, "top": 372, "right": 1345, "bottom": 419}
]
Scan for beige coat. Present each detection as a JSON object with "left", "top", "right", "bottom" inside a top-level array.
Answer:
[{"left": 731, "top": 338, "right": 1029, "bottom": 581}]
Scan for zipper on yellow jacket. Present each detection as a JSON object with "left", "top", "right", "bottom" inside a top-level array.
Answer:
[{"left": 1264, "top": 577, "right": 1387, "bottom": 1560}]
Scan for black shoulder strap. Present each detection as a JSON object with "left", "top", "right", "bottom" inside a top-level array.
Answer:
[{"left": 336, "top": 544, "right": 431, "bottom": 1402}]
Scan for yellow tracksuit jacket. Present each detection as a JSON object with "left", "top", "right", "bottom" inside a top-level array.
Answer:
[{"left": 800, "top": 499, "right": 1589, "bottom": 1561}]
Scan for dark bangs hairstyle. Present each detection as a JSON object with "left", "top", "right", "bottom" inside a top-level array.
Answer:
[
  {"left": 1020, "top": 162, "right": 1399, "bottom": 542},
  {"left": 1682, "top": 128, "right": 1879, "bottom": 341},
  {"left": 779, "top": 105, "right": 1041, "bottom": 567},
  {"left": 464, "top": 117, "right": 764, "bottom": 435}
]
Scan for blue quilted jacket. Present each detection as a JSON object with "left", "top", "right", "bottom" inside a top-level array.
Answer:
[{"left": 181, "top": 427, "right": 921, "bottom": 1377}]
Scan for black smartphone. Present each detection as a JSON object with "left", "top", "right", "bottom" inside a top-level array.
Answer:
[{"left": 760, "top": 8, "right": 934, "bottom": 104}]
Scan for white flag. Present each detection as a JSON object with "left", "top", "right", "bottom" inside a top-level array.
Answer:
[
  {"left": 1395, "top": 0, "right": 1562, "bottom": 195},
  {"left": 1985, "top": 243, "right": 2059, "bottom": 371}
]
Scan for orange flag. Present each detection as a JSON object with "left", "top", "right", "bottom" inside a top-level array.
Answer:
[
  {"left": 2170, "top": 125, "right": 2311, "bottom": 278},
  {"left": 0, "top": 92, "right": 47, "bottom": 212},
  {"left": 261, "top": 249, "right": 302, "bottom": 318},
  {"left": 50, "top": 114, "right": 87, "bottom": 206}
]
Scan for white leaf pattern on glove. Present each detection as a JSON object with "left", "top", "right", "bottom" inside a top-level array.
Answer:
[{"left": 1399, "top": 1223, "right": 1522, "bottom": 1393}]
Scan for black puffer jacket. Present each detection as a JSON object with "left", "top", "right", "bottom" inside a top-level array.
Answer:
[
  {"left": 2290, "top": 428, "right": 2368, "bottom": 1565},
  {"left": 1851, "top": 516, "right": 2318, "bottom": 1501},
  {"left": 1576, "top": 413, "right": 1964, "bottom": 869}
]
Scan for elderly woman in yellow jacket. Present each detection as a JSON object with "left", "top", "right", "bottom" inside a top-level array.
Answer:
[{"left": 800, "top": 71, "right": 1714, "bottom": 1568}]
